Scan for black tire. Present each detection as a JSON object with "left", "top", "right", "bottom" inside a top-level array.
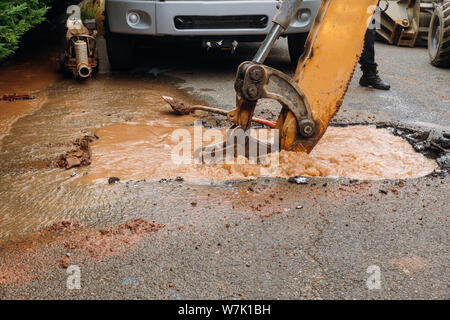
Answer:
[
  {"left": 428, "top": 0, "right": 450, "bottom": 68},
  {"left": 287, "top": 32, "right": 309, "bottom": 65},
  {"left": 104, "top": 12, "right": 135, "bottom": 70}
]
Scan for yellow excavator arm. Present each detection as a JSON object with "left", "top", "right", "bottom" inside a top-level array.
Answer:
[{"left": 227, "top": 0, "right": 379, "bottom": 153}]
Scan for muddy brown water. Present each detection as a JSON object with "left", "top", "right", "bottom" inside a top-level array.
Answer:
[
  {"left": 0, "top": 71, "right": 437, "bottom": 240},
  {"left": 0, "top": 53, "right": 60, "bottom": 139},
  {"left": 82, "top": 124, "right": 436, "bottom": 183}
]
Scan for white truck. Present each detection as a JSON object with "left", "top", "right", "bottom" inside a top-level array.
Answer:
[{"left": 104, "top": 0, "right": 321, "bottom": 69}]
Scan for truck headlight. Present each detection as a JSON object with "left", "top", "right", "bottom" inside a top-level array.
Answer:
[{"left": 127, "top": 12, "right": 140, "bottom": 26}]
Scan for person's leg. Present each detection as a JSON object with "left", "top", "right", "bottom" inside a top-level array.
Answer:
[
  {"left": 360, "top": 28, "right": 378, "bottom": 73},
  {"left": 359, "top": 27, "right": 390, "bottom": 90}
]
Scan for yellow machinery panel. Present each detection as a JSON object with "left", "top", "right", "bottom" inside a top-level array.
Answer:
[{"left": 280, "top": 0, "right": 379, "bottom": 152}]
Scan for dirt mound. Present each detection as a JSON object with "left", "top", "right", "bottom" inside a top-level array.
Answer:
[
  {"left": 55, "top": 135, "right": 98, "bottom": 169},
  {"left": 61, "top": 218, "right": 165, "bottom": 262},
  {"left": 0, "top": 218, "right": 165, "bottom": 283},
  {"left": 44, "top": 221, "right": 80, "bottom": 233}
]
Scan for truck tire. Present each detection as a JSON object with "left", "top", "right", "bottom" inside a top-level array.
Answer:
[
  {"left": 104, "top": 12, "right": 135, "bottom": 70},
  {"left": 288, "top": 32, "right": 308, "bottom": 65},
  {"left": 428, "top": 0, "right": 450, "bottom": 67}
]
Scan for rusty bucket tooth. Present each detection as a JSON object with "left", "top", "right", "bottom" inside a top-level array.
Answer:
[{"left": 194, "top": 127, "right": 275, "bottom": 164}]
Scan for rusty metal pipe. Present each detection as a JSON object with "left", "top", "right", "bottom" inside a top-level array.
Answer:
[
  {"left": 74, "top": 40, "right": 91, "bottom": 78},
  {"left": 162, "top": 96, "right": 277, "bottom": 128}
]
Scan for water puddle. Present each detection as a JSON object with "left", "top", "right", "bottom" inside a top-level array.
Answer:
[
  {"left": 81, "top": 124, "right": 437, "bottom": 183},
  {"left": 0, "top": 48, "right": 60, "bottom": 140},
  {"left": 0, "top": 75, "right": 200, "bottom": 240}
]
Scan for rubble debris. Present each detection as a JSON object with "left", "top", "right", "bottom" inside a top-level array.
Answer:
[
  {"left": 390, "top": 188, "right": 399, "bottom": 195},
  {"left": 55, "top": 135, "right": 98, "bottom": 169},
  {"left": 288, "top": 176, "right": 309, "bottom": 184},
  {"left": 431, "top": 169, "right": 448, "bottom": 177},
  {"left": 1, "top": 94, "right": 37, "bottom": 102},
  {"left": 436, "top": 154, "right": 450, "bottom": 169},
  {"left": 56, "top": 258, "right": 70, "bottom": 269},
  {"left": 62, "top": 218, "right": 165, "bottom": 261},
  {"left": 44, "top": 221, "right": 80, "bottom": 233},
  {"left": 108, "top": 177, "right": 120, "bottom": 184},
  {"left": 438, "top": 137, "right": 450, "bottom": 149},
  {"left": 383, "top": 123, "right": 449, "bottom": 165},
  {"left": 396, "top": 181, "right": 405, "bottom": 188}
]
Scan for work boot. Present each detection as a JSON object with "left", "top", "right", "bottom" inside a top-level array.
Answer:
[{"left": 359, "top": 70, "right": 391, "bottom": 90}]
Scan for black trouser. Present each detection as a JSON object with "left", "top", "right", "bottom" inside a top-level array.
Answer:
[{"left": 359, "top": 27, "right": 378, "bottom": 73}]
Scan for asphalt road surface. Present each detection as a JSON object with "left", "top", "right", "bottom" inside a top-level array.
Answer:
[{"left": 0, "top": 38, "right": 448, "bottom": 300}]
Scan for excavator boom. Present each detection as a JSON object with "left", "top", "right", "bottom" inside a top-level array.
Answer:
[
  {"left": 227, "top": 0, "right": 379, "bottom": 153},
  {"left": 291, "top": 0, "right": 379, "bottom": 152}
]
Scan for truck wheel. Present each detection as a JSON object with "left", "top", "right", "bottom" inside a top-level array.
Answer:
[
  {"left": 428, "top": 0, "right": 450, "bottom": 68},
  {"left": 104, "top": 13, "right": 135, "bottom": 70},
  {"left": 288, "top": 33, "right": 308, "bottom": 65}
]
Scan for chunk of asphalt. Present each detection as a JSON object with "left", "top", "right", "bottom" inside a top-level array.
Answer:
[
  {"left": 288, "top": 176, "right": 309, "bottom": 184},
  {"left": 108, "top": 177, "right": 120, "bottom": 184},
  {"left": 438, "top": 137, "right": 450, "bottom": 149},
  {"left": 436, "top": 154, "right": 450, "bottom": 169}
]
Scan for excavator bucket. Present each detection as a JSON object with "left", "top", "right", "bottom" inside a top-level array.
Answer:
[{"left": 279, "top": 0, "right": 380, "bottom": 152}]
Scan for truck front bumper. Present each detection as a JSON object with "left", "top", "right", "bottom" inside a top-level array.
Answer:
[{"left": 106, "top": 0, "right": 320, "bottom": 36}]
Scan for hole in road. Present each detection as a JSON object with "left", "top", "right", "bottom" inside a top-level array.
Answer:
[{"left": 80, "top": 123, "right": 437, "bottom": 183}]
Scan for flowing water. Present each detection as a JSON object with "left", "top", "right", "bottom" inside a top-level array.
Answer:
[
  {"left": 0, "top": 51, "right": 60, "bottom": 139},
  {"left": 0, "top": 72, "right": 437, "bottom": 240},
  {"left": 82, "top": 124, "right": 437, "bottom": 183}
]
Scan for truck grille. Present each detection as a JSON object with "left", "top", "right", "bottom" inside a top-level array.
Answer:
[{"left": 174, "top": 15, "right": 269, "bottom": 30}]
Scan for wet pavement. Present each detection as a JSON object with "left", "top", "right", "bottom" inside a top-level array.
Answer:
[{"left": 0, "top": 38, "right": 448, "bottom": 299}]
